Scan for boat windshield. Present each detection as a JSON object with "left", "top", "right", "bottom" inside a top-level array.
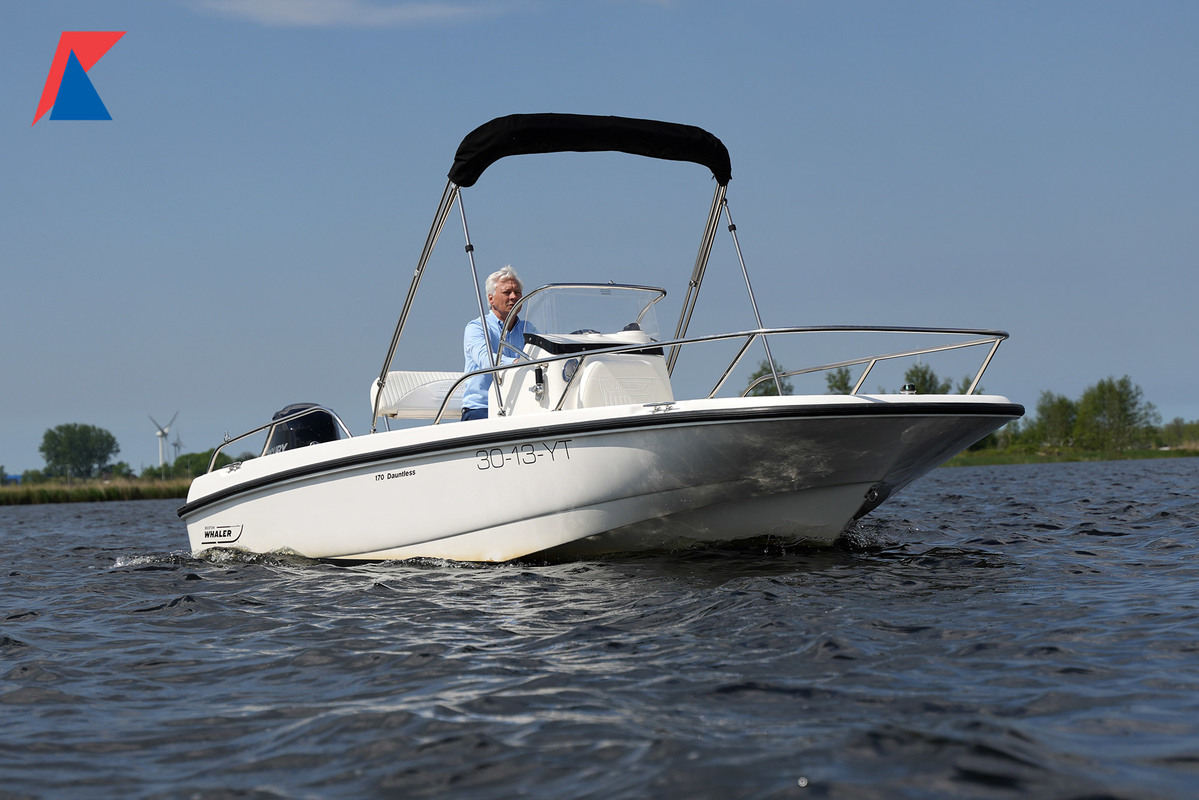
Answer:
[{"left": 512, "top": 284, "right": 666, "bottom": 342}]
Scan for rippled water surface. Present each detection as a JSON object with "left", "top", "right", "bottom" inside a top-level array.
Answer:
[{"left": 3, "top": 458, "right": 1199, "bottom": 799}]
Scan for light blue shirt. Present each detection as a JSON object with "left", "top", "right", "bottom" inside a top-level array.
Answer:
[{"left": 462, "top": 313, "right": 534, "bottom": 412}]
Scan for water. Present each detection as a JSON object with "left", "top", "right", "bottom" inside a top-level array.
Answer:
[{"left": 3, "top": 459, "right": 1198, "bottom": 799}]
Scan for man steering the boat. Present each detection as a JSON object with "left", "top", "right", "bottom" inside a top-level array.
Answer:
[{"left": 461, "top": 265, "right": 535, "bottom": 421}]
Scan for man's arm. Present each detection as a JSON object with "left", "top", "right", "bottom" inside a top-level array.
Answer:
[
  {"left": 463, "top": 317, "right": 495, "bottom": 371},
  {"left": 497, "top": 320, "right": 534, "bottom": 364}
]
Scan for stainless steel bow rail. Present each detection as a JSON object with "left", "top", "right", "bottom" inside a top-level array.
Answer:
[
  {"left": 207, "top": 405, "right": 353, "bottom": 474},
  {"left": 420, "top": 324, "right": 1010, "bottom": 425}
]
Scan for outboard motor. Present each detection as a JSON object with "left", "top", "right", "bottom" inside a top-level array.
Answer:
[{"left": 262, "top": 403, "right": 341, "bottom": 456}]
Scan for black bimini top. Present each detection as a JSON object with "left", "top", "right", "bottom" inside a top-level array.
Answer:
[{"left": 448, "top": 113, "right": 732, "bottom": 188}]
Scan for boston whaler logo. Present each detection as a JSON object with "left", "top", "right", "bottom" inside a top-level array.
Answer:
[{"left": 203, "top": 524, "right": 243, "bottom": 544}]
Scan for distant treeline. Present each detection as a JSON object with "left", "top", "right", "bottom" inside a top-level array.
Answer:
[
  {"left": 974, "top": 375, "right": 1194, "bottom": 454},
  {"left": 879, "top": 370, "right": 1195, "bottom": 455},
  {"left": 3, "top": 441, "right": 247, "bottom": 489},
  {"left": 763, "top": 361, "right": 1196, "bottom": 456}
]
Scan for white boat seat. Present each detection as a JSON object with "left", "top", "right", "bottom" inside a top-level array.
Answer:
[
  {"left": 574, "top": 355, "right": 674, "bottom": 407},
  {"left": 371, "top": 371, "right": 465, "bottom": 419}
]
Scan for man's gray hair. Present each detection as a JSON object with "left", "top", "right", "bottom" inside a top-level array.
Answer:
[{"left": 486, "top": 265, "right": 522, "bottom": 297}]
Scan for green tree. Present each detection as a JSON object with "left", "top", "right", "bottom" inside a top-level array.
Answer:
[
  {"left": 105, "top": 461, "right": 136, "bottom": 479},
  {"left": 1072, "top": 375, "right": 1160, "bottom": 452},
  {"left": 746, "top": 359, "right": 793, "bottom": 396},
  {"left": 1032, "top": 391, "right": 1077, "bottom": 448},
  {"left": 21, "top": 469, "right": 47, "bottom": 485},
  {"left": 38, "top": 423, "right": 120, "bottom": 480},
  {"left": 994, "top": 419, "right": 1022, "bottom": 449},
  {"left": 1161, "top": 417, "right": 1187, "bottom": 447},
  {"left": 955, "top": 374, "right": 985, "bottom": 395},
  {"left": 826, "top": 366, "right": 854, "bottom": 394},
  {"left": 902, "top": 363, "right": 951, "bottom": 394},
  {"left": 171, "top": 449, "right": 234, "bottom": 479},
  {"left": 1157, "top": 417, "right": 1199, "bottom": 449}
]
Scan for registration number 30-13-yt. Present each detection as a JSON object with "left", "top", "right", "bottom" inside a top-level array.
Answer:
[{"left": 475, "top": 439, "right": 573, "bottom": 470}]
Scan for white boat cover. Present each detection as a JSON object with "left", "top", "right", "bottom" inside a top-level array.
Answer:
[{"left": 371, "top": 371, "right": 464, "bottom": 420}]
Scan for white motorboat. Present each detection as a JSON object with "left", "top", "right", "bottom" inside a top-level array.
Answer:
[{"left": 179, "top": 113, "right": 1024, "bottom": 562}]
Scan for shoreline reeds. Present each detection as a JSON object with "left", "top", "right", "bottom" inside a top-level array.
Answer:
[
  {"left": 944, "top": 447, "right": 1199, "bottom": 468},
  {"left": 0, "top": 478, "right": 191, "bottom": 506}
]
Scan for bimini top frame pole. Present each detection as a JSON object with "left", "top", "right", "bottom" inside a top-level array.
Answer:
[
  {"left": 371, "top": 180, "right": 460, "bottom": 432},
  {"left": 722, "top": 201, "right": 781, "bottom": 394},
  {"left": 667, "top": 182, "right": 725, "bottom": 375}
]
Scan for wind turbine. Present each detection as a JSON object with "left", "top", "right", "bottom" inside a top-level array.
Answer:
[
  {"left": 172, "top": 431, "right": 184, "bottom": 461},
  {"left": 149, "top": 412, "right": 178, "bottom": 467}
]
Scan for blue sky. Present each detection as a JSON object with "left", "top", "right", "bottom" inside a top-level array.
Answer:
[{"left": 2, "top": 0, "right": 1197, "bottom": 473}]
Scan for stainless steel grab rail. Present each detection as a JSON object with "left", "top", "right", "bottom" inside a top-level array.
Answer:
[
  {"left": 423, "top": 324, "right": 1010, "bottom": 424},
  {"left": 207, "top": 405, "right": 352, "bottom": 473}
]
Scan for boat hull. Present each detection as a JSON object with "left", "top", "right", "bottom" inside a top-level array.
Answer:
[{"left": 180, "top": 395, "right": 1021, "bottom": 562}]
